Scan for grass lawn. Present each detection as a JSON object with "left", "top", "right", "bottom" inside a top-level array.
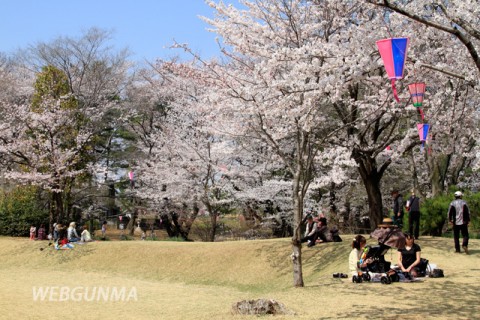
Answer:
[{"left": 0, "top": 236, "right": 478, "bottom": 319}]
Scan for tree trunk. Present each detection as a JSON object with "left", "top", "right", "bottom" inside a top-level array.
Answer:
[
  {"left": 209, "top": 213, "right": 217, "bottom": 242},
  {"left": 429, "top": 154, "right": 451, "bottom": 197},
  {"left": 48, "top": 198, "right": 54, "bottom": 234},
  {"left": 202, "top": 199, "right": 217, "bottom": 242},
  {"left": 171, "top": 212, "right": 190, "bottom": 241},
  {"left": 52, "top": 191, "right": 64, "bottom": 223},
  {"left": 362, "top": 175, "right": 383, "bottom": 229},
  {"left": 183, "top": 201, "right": 200, "bottom": 238},
  {"left": 353, "top": 151, "right": 386, "bottom": 229},
  {"left": 329, "top": 182, "right": 337, "bottom": 215},
  {"left": 291, "top": 171, "right": 304, "bottom": 287},
  {"left": 160, "top": 214, "right": 175, "bottom": 237},
  {"left": 409, "top": 151, "right": 421, "bottom": 197}
]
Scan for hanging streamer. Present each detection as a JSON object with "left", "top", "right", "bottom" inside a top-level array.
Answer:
[
  {"left": 418, "top": 108, "right": 425, "bottom": 121},
  {"left": 376, "top": 38, "right": 410, "bottom": 102}
]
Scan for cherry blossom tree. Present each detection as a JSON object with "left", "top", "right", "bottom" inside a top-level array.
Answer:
[
  {"left": 0, "top": 29, "right": 131, "bottom": 228},
  {"left": 0, "top": 66, "right": 113, "bottom": 226},
  {"left": 367, "top": 2, "right": 480, "bottom": 197},
  {"left": 196, "top": 0, "right": 479, "bottom": 284},
  {"left": 191, "top": 0, "right": 380, "bottom": 286},
  {"left": 366, "top": 0, "right": 480, "bottom": 76},
  {"left": 125, "top": 62, "right": 241, "bottom": 241}
]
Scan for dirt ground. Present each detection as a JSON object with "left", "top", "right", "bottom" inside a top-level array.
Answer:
[{"left": 0, "top": 236, "right": 478, "bottom": 320}]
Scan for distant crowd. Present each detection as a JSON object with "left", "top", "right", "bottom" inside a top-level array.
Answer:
[{"left": 29, "top": 221, "right": 109, "bottom": 248}]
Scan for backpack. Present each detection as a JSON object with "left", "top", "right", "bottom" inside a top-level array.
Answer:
[
  {"left": 416, "top": 258, "right": 429, "bottom": 277},
  {"left": 430, "top": 268, "right": 444, "bottom": 278}
]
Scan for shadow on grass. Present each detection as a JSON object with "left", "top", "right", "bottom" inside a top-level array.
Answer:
[
  {"left": 255, "top": 241, "right": 351, "bottom": 279},
  {"left": 317, "top": 279, "right": 480, "bottom": 320}
]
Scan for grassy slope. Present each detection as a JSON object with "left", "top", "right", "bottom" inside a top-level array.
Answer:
[{"left": 0, "top": 236, "right": 478, "bottom": 320}]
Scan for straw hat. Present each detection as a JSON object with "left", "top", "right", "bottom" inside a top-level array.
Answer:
[{"left": 378, "top": 217, "right": 395, "bottom": 228}]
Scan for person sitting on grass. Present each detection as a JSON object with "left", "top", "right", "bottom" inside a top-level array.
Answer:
[
  {"left": 349, "top": 235, "right": 373, "bottom": 276},
  {"left": 80, "top": 225, "right": 93, "bottom": 242},
  {"left": 397, "top": 233, "right": 421, "bottom": 277},
  {"left": 316, "top": 217, "right": 332, "bottom": 243},
  {"left": 67, "top": 222, "right": 80, "bottom": 242},
  {"left": 300, "top": 215, "right": 317, "bottom": 247}
]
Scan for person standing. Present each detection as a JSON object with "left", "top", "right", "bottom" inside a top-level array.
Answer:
[
  {"left": 391, "top": 189, "right": 404, "bottom": 229},
  {"left": 37, "top": 224, "right": 46, "bottom": 240},
  {"left": 29, "top": 225, "right": 37, "bottom": 240},
  {"left": 448, "top": 191, "right": 470, "bottom": 254},
  {"left": 53, "top": 223, "right": 59, "bottom": 242},
  {"left": 406, "top": 190, "right": 421, "bottom": 239},
  {"left": 101, "top": 221, "right": 107, "bottom": 239}
]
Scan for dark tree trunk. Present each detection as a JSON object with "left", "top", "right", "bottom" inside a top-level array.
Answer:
[
  {"left": 52, "top": 191, "right": 64, "bottom": 223},
  {"left": 48, "top": 198, "right": 54, "bottom": 234},
  {"left": 209, "top": 213, "right": 217, "bottom": 242},
  {"left": 160, "top": 213, "right": 175, "bottom": 237},
  {"left": 409, "top": 150, "right": 421, "bottom": 197},
  {"left": 329, "top": 182, "right": 337, "bottom": 215},
  {"left": 183, "top": 201, "right": 200, "bottom": 237},
  {"left": 362, "top": 174, "right": 383, "bottom": 229},
  {"left": 203, "top": 200, "right": 217, "bottom": 242},
  {"left": 171, "top": 212, "right": 190, "bottom": 241},
  {"left": 353, "top": 150, "right": 390, "bottom": 229},
  {"left": 429, "top": 154, "right": 451, "bottom": 197}
]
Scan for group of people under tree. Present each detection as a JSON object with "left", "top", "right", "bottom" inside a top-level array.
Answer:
[
  {"left": 349, "top": 233, "right": 423, "bottom": 279},
  {"left": 346, "top": 189, "right": 471, "bottom": 281},
  {"left": 300, "top": 213, "right": 342, "bottom": 247},
  {"left": 30, "top": 222, "right": 95, "bottom": 247}
]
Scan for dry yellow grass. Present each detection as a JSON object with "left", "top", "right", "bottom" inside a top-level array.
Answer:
[{"left": 0, "top": 236, "right": 478, "bottom": 320}]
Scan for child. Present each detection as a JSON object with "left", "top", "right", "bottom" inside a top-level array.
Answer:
[
  {"left": 349, "top": 235, "right": 372, "bottom": 276},
  {"left": 101, "top": 221, "right": 107, "bottom": 239},
  {"left": 37, "top": 224, "right": 46, "bottom": 240},
  {"left": 30, "top": 225, "right": 37, "bottom": 240},
  {"left": 81, "top": 226, "right": 93, "bottom": 242}
]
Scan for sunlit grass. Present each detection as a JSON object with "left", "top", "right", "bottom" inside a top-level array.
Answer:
[{"left": 0, "top": 236, "right": 478, "bottom": 319}]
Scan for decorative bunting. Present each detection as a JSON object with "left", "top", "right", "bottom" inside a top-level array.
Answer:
[
  {"left": 376, "top": 38, "right": 409, "bottom": 102},
  {"left": 408, "top": 82, "right": 426, "bottom": 107},
  {"left": 417, "top": 123, "right": 430, "bottom": 151}
]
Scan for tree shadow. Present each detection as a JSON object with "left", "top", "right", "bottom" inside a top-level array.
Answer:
[{"left": 330, "top": 279, "right": 480, "bottom": 319}]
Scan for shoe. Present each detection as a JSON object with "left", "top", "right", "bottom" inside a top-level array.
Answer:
[{"left": 463, "top": 246, "right": 469, "bottom": 255}]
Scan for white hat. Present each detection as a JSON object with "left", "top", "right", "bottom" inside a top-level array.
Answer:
[{"left": 454, "top": 191, "right": 463, "bottom": 197}]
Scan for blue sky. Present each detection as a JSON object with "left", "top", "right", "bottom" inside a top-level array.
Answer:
[{"left": 0, "top": 0, "right": 238, "bottom": 62}]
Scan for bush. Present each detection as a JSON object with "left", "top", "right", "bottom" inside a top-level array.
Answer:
[
  {"left": 189, "top": 216, "right": 214, "bottom": 241},
  {"left": 0, "top": 186, "right": 49, "bottom": 237}
]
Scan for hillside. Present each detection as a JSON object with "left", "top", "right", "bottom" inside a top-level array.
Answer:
[{"left": 0, "top": 236, "right": 478, "bottom": 319}]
